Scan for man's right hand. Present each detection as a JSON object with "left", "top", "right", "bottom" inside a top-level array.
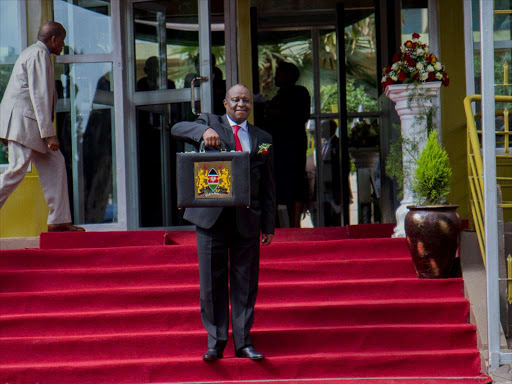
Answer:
[
  {"left": 202, "top": 128, "right": 221, "bottom": 148},
  {"left": 47, "top": 136, "right": 60, "bottom": 151}
]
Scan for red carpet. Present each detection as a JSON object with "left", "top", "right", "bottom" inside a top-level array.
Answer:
[{"left": 0, "top": 225, "right": 490, "bottom": 384}]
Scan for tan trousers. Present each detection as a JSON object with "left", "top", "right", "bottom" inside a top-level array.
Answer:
[{"left": 0, "top": 140, "right": 71, "bottom": 224}]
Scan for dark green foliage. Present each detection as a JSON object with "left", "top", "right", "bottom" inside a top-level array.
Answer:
[
  {"left": 385, "top": 135, "right": 404, "bottom": 199},
  {"left": 413, "top": 130, "right": 452, "bottom": 205}
]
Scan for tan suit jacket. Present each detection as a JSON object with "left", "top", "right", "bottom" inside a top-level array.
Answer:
[{"left": 0, "top": 41, "right": 57, "bottom": 153}]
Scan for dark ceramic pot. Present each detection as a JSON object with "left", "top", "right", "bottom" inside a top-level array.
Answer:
[{"left": 405, "top": 205, "right": 461, "bottom": 278}]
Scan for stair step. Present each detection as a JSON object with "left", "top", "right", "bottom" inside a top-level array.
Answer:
[
  {"left": 0, "top": 299, "right": 470, "bottom": 337},
  {"left": 0, "top": 278, "right": 464, "bottom": 315},
  {"left": 0, "top": 325, "right": 477, "bottom": 364},
  {"left": 0, "top": 350, "right": 482, "bottom": 384},
  {"left": 0, "top": 258, "right": 416, "bottom": 293}
]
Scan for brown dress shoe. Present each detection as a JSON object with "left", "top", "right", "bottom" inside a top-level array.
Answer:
[{"left": 48, "top": 223, "right": 85, "bottom": 232}]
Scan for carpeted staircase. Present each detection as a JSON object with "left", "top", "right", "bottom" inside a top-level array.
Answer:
[{"left": 0, "top": 226, "right": 491, "bottom": 384}]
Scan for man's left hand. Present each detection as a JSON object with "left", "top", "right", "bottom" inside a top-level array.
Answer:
[
  {"left": 261, "top": 233, "right": 273, "bottom": 245},
  {"left": 47, "top": 136, "right": 60, "bottom": 151}
]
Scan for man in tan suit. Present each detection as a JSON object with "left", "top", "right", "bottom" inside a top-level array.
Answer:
[{"left": 0, "top": 21, "right": 84, "bottom": 232}]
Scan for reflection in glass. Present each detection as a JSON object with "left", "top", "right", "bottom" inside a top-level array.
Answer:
[
  {"left": 133, "top": 0, "right": 226, "bottom": 98},
  {"left": 319, "top": 118, "right": 342, "bottom": 226},
  {"left": 348, "top": 117, "right": 381, "bottom": 224},
  {"left": 344, "top": 14, "right": 378, "bottom": 113},
  {"left": 55, "top": 63, "right": 116, "bottom": 224},
  {"left": 133, "top": 1, "right": 199, "bottom": 91},
  {"left": 137, "top": 103, "right": 195, "bottom": 227},
  {"left": 53, "top": 0, "right": 112, "bottom": 55},
  {"left": 0, "top": 0, "right": 22, "bottom": 166},
  {"left": 401, "top": 4, "right": 429, "bottom": 44}
]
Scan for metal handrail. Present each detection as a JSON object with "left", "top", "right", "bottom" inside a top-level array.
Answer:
[{"left": 464, "top": 94, "right": 512, "bottom": 267}]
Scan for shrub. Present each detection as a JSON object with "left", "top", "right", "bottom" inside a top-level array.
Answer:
[{"left": 412, "top": 130, "right": 452, "bottom": 205}]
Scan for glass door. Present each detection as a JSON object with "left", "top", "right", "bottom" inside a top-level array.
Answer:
[{"left": 127, "top": 0, "right": 220, "bottom": 228}]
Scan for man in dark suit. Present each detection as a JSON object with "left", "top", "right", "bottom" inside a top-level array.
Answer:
[{"left": 171, "top": 84, "right": 275, "bottom": 362}]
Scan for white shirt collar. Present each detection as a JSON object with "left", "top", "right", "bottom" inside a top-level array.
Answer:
[{"left": 226, "top": 115, "right": 248, "bottom": 131}]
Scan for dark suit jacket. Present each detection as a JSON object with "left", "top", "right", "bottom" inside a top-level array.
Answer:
[{"left": 171, "top": 113, "right": 276, "bottom": 237}]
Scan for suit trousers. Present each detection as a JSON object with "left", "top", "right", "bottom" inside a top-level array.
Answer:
[
  {"left": 196, "top": 208, "right": 260, "bottom": 352},
  {"left": 0, "top": 140, "right": 71, "bottom": 224}
]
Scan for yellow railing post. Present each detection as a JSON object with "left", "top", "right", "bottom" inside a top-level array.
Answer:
[{"left": 464, "top": 94, "right": 512, "bottom": 268}]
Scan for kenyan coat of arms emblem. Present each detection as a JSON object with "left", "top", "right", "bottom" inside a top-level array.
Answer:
[{"left": 194, "top": 161, "right": 232, "bottom": 199}]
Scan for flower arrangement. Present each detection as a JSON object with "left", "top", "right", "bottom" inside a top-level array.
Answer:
[{"left": 381, "top": 33, "right": 449, "bottom": 90}]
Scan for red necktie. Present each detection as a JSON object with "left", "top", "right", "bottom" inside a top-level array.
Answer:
[{"left": 233, "top": 125, "right": 243, "bottom": 152}]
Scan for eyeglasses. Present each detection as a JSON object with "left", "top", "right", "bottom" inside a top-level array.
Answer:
[{"left": 230, "top": 97, "right": 252, "bottom": 105}]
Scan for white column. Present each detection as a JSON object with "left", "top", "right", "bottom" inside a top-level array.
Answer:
[{"left": 385, "top": 82, "right": 442, "bottom": 237}]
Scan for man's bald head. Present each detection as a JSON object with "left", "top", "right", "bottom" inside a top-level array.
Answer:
[
  {"left": 38, "top": 22, "right": 66, "bottom": 55},
  {"left": 224, "top": 84, "right": 252, "bottom": 123},
  {"left": 225, "top": 84, "right": 251, "bottom": 100},
  {"left": 38, "top": 21, "right": 66, "bottom": 43}
]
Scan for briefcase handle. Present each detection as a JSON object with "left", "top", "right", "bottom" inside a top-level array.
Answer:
[{"left": 199, "top": 140, "right": 228, "bottom": 153}]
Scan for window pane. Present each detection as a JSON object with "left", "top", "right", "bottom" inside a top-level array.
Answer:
[
  {"left": 257, "top": 30, "right": 313, "bottom": 110},
  {"left": 137, "top": 102, "right": 196, "bottom": 227},
  {"left": 55, "top": 62, "right": 117, "bottom": 224},
  {"left": 0, "top": 0, "right": 22, "bottom": 166},
  {"left": 53, "top": 0, "right": 112, "bottom": 55},
  {"left": 344, "top": 13, "right": 378, "bottom": 113},
  {"left": 134, "top": 1, "right": 199, "bottom": 91}
]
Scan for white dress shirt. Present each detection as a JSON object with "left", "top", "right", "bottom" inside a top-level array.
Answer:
[{"left": 226, "top": 115, "right": 251, "bottom": 152}]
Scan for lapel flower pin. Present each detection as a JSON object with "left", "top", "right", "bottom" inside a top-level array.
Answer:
[{"left": 258, "top": 143, "right": 271, "bottom": 155}]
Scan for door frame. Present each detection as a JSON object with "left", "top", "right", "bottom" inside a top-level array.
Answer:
[{"left": 124, "top": 0, "right": 214, "bottom": 229}]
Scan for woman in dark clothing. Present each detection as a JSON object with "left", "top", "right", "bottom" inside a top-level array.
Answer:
[{"left": 265, "top": 61, "right": 311, "bottom": 227}]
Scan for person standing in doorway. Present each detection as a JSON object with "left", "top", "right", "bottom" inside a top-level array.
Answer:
[
  {"left": 0, "top": 21, "right": 84, "bottom": 232},
  {"left": 171, "top": 84, "right": 275, "bottom": 362},
  {"left": 265, "top": 61, "right": 311, "bottom": 227}
]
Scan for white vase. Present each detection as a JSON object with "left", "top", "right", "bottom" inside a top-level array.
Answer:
[{"left": 385, "top": 81, "right": 442, "bottom": 238}]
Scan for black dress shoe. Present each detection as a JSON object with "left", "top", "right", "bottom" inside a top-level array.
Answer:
[
  {"left": 235, "top": 346, "right": 264, "bottom": 360},
  {"left": 202, "top": 348, "right": 223, "bottom": 362}
]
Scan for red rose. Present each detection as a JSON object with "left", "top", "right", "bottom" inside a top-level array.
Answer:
[
  {"left": 405, "top": 40, "right": 413, "bottom": 48},
  {"left": 443, "top": 77, "right": 450, "bottom": 86},
  {"left": 426, "top": 55, "right": 432, "bottom": 63},
  {"left": 407, "top": 58, "right": 416, "bottom": 67},
  {"left": 412, "top": 32, "right": 420, "bottom": 39},
  {"left": 398, "top": 71, "right": 406, "bottom": 82},
  {"left": 392, "top": 52, "right": 401, "bottom": 62},
  {"left": 428, "top": 72, "right": 435, "bottom": 81},
  {"left": 382, "top": 78, "right": 394, "bottom": 90},
  {"left": 443, "top": 72, "right": 447, "bottom": 78},
  {"left": 411, "top": 42, "right": 417, "bottom": 49},
  {"left": 384, "top": 66, "right": 392, "bottom": 74},
  {"left": 413, "top": 73, "right": 420, "bottom": 81}
]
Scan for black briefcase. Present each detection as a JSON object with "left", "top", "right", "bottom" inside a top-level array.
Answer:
[{"left": 176, "top": 142, "right": 250, "bottom": 208}]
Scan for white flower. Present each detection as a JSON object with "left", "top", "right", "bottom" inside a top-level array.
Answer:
[
  {"left": 435, "top": 72, "right": 443, "bottom": 80},
  {"left": 400, "top": 46, "right": 405, "bottom": 53},
  {"left": 424, "top": 46, "right": 430, "bottom": 54},
  {"left": 420, "top": 72, "right": 428, "bottom": 81},
  {"left": 417, "top": 48, "right": 424, "bottom": 56},
  {"left": 391, "top": 63, "right": 399, "bottom": 70},
  {"left": 434, "top": 62, "right": 442, "bottom": 71},
  {"left": 416, "top": 62, "right": 423, "bottom": 70},
  {"left": 391, "top": 75, "right": 398, "bottom": 81},
  {"left": 381, "top": 75, "right": 387, "bottom": 82},
  {"left": 427, "top": 65, "right": 435, "bottom": 72}
]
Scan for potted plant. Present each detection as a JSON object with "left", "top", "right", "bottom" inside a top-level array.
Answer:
[
  {"left": 382, "top": 32, "right": 450, "bottom": 237},
  {"left": 404, "top": 130, "right": 461, "bottom": 278}
]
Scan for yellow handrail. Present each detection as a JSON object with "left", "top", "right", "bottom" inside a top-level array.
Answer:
[{"left": 464, "top": 94, "right": 512, "bottom": 267}]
